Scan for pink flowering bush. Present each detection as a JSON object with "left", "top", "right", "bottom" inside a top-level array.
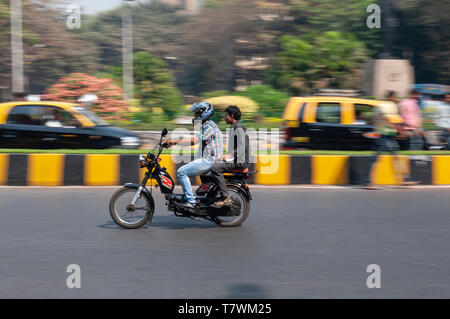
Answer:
[{"left": 43, "top": 73, "right": 131, "bottom": 121}]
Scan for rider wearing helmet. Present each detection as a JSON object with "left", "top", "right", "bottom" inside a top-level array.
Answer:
[{"left": 165, "top": 102, "right": 222, "bottom": 209}]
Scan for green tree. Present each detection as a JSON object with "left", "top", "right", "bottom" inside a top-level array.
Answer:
[
  {"left": 204, "top": 95, "right": 259, "bottom": 122},
  {"left": 0, "top": 0, "right": 40, "bottom": 95},
  {"left": 288, "top": 0, "right": 381, "bottom": 54},
  {"left": 0, "top": 0, "right": 99, "bottom": 96},
  {"left": 233, "top": 85, "right": 289, "bottom": 117},
  {"left": 397, "top": 0, "right": 450, "bottom": 83},
  {"left": 105, "top": 51, "right": 183, "bottom": 119},
  {"left": 0, "top": 0, "right": 11, "bottom": 92},
  {"left": 269, "top": 32, "right": 368, "bottom": 95},
  {"left": 80, "top": 1, "right": 187, "bottom": 71},
  {"left": 200, "top": 90, "right": 231, "bottom": 99},
  {"left": 175, "top": 0, "right": 256, "bottom": 94}
]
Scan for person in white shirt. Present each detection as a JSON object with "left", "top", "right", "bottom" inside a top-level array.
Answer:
[{"left": 430, "top": 94, "right": 450, "bottom": 149}]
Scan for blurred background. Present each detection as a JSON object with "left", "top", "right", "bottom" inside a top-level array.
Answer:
[
  {"left": 0, "top": 0, "right": 449, "bottom": 148},
  {"left": 2, "top": 1, "right": 450, "bottom": 300}
]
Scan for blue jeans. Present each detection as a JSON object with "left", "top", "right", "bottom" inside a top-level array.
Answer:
[{"left": 177, "top": 158, "right": 215, "bottom": 203}]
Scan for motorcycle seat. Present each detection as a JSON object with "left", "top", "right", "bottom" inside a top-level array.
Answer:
[
  {"left": 228, "top": 168, "right": 249, "bottom": 173},
  {"left": 223, "top": 168, "right": 257, "bottom": 180}
]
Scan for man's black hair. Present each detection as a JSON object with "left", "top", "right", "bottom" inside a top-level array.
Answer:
[{"left": 225, "top": 105, "right": 241, "bottom": 121}]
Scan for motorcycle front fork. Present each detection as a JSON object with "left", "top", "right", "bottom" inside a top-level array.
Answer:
[
  {"left": 129, "top": 172, "right": 151, "bottom": 208},
  {"left": 130, "top": 185, "right": 144, "bottom": 207}
]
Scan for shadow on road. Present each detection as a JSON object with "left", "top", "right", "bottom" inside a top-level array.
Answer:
[
  {"left": 151, "top": 215, "right": 218, "bottom": 229},
  {"left": 98, "top": 215, "right": 218, "bottom": 230},
  {"left": 224, "top": 284, "right": 269, "bottom": 298},
  {"left": 97, "top": 221, "right": 151, "bottom": 229}
]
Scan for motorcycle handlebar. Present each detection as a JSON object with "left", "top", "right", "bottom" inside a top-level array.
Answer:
[{"left": 147, "top": 130, "right": 170, "bottom": 159}]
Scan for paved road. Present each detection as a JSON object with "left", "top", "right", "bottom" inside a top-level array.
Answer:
[{"left": 0, "top": 187, "right": 449, "bottom": 298}]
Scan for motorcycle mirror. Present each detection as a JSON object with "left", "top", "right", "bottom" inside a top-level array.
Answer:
[{"left": 162, "top": 128, "right": 168, "bottom": 137}]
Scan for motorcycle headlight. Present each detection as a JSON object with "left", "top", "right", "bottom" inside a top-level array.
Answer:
[
  {"left": 121, "top": 136, "right": 140, "bottom": 146},
  {"left": 139, "top": 155, "right": 148, "bottom": 168}
]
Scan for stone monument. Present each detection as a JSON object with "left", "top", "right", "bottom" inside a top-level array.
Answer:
[{"left": 361, "top": 0, "right": 415, "bottom": 99}]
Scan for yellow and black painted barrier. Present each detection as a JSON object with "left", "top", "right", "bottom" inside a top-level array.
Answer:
[{"left": 1, "top": 154, "right": 450, "bottom": 186}]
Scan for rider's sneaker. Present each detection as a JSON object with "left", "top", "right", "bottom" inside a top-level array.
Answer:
[{"left": 177, "top": 201, "right": 196, "bottom": 209}]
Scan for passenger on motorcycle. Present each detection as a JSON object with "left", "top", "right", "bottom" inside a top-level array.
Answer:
[
  {"left": 211, "top": 105, "right": 250, "bottom": 208},
  {"left": 164, "top": 102, "right": 222, "bottom": 209}
]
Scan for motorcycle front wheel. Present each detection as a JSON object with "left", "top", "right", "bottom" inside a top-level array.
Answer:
[{"left": 109, "top": 187, "right": 154, "bottom": 229}]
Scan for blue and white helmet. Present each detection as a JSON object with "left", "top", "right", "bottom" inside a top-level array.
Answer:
[{"left": 190, "top": 102, "right": 214, "bottom": 122}]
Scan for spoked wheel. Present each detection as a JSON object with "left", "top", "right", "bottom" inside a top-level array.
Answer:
[
  {"left": 109, "top": 187, "right": 154, "bottom": 229},
  {"left": 214, "top": 188, "right": 250, "bottom": 227}
]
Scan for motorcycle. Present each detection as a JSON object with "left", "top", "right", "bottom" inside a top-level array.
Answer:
[{"left": 109, "top": 128, "right": 255, "bottom": 229}]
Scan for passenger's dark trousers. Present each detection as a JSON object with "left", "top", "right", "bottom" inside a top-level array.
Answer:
[{"left": 211, "top": 162, "right": 247, "bottom": 198}]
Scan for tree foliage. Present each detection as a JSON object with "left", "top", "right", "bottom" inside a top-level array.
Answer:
[
  {"left": 0, "top": 0, "right": 448, "bottom": 104},
  {"left": 204, "top": 95, "right": 259, "bottom": 121},
  {"left": 0, "top": 0, "right": 39, "bottom": 92},
  {"left": 80, "top": 1, "right": 186, "bottom": 69},
  {"left": 174, "top": 0, "right": 257, "bottom": 94},
  {"left": 233, "top": 85, "right": 289, "bottom": 117},
  {"left": 269, "top": 32, "right": 368, "bottom": 95},
  {"left": 288, "top": 0, "right": 381, "bottom": 54},
  {"left": 0, "top": 0, "right": 11, "bottom": 89},
  {"left": 200, "top": 90, "right": 231, "bottom": 99},
  {"left": 0, "top": 0, "right": 99, "bottom": 97},
  {"left": 397, "top": 0, "right": 450, "bottom": 83},
  {"left": 104, "top": 51, "right": 183, "bottom": 119}
]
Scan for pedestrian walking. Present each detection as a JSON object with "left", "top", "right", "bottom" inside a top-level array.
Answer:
[
  {"left": 399, "top": 89, "right": 424, "bottom": 150},
  {"left": 362, "top": 91, "right": 417, "bottom": 189}
]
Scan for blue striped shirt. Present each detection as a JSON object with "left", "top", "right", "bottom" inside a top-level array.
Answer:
[{"left": 197, "top": 120, "right": 222, "bottom": 161}]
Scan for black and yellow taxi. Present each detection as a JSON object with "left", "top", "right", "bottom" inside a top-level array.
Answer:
[
  {"left": 283, "top": 91, "right": 381, "bottom": 150},
  {"left": 0, "top": 101, "right": 141, "bottom": 149}
]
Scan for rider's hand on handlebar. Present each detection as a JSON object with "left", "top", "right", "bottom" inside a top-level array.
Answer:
[{"left": 162, "top": 139, "right": 177, "bottom": 148}]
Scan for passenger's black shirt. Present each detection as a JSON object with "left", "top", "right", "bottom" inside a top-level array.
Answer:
[{"left": 227, "top": 121, "right": 250, "bottom": 165}]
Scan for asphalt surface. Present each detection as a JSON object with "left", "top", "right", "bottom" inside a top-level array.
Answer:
[{"left": 0, "top": 186, "right": 449, "bottom": 298}]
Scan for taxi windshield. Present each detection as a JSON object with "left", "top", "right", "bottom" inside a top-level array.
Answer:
[{"left": 71, "top": 106, "right": 109, "bottom": 126}]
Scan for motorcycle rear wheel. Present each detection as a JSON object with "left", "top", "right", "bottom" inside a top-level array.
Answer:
[{"left": 214, "top": 188, "right": 250, "bottom": 227}]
